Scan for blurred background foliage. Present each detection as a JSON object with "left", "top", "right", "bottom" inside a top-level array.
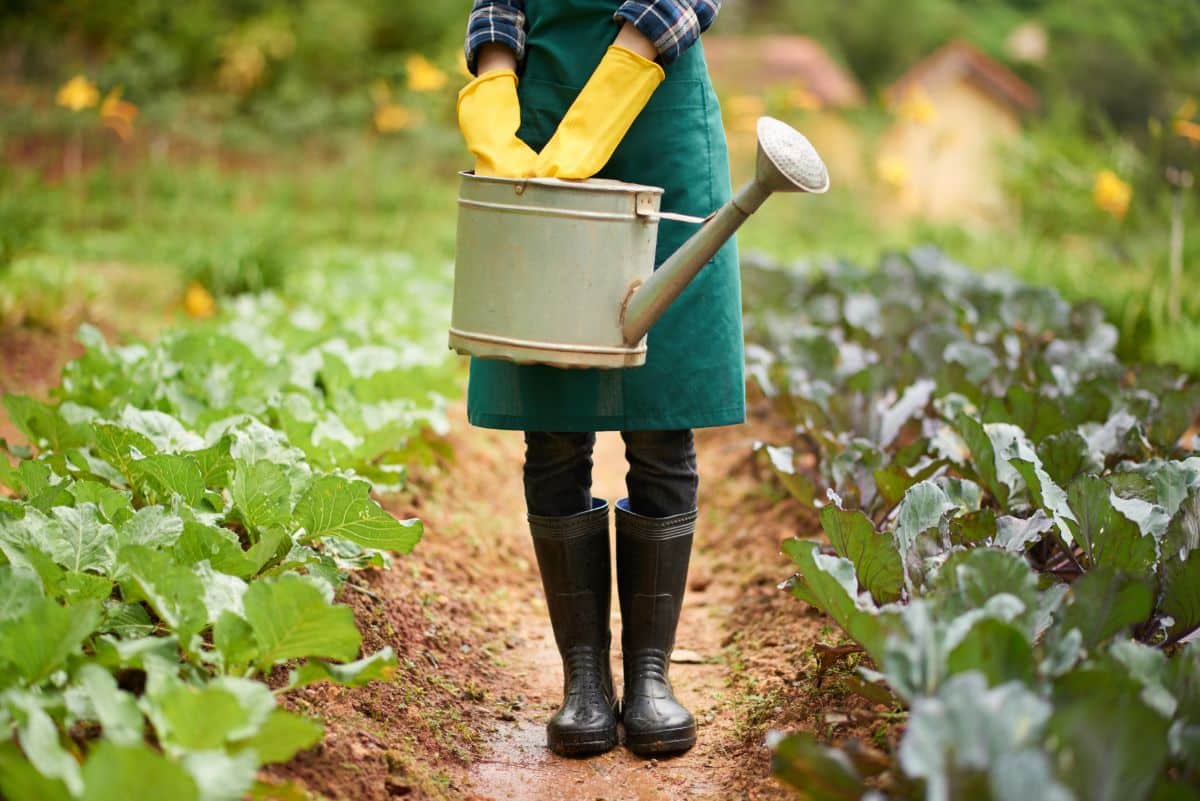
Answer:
[
  {"left": 1, "top": 0, "right": 1199, "bottom": 368},
  {"left": 6, "top": 0, "right": 1198, "bottom": 136}
]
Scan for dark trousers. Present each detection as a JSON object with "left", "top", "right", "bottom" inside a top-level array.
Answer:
[{"left": 523, "top": 430, "right": 698, "bottom": 518}]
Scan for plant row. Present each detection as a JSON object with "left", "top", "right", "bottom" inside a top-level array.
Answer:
[
  {"left": 0, "top": 250, "right": 457, "bottom": 800},
  {"left": 743, "top": 248, "right": 1200, "bottom": 801}
]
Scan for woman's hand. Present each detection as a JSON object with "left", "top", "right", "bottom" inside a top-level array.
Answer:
[
  {"left": 533, "top": 23, "right": 664, "bottom": 180},
  {"left": 457, "top": 43, "right": 537, "bottom": 178}
]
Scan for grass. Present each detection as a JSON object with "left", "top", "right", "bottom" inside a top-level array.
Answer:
[{"left": 3, "top": 114, "right": 1197, "bottom": 372}]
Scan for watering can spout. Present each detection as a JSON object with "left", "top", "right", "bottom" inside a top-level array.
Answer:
[{"left": 620, "top": 117, "right": 831, "bottom": 346}]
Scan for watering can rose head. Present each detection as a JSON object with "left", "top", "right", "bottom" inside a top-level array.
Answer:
[{"left": 450, "top": 117, "right": 830, "bottom": 370}]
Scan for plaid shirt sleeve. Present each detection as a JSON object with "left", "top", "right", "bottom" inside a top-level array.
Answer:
[
  {"left": 464, "top": 0, "right": 527, "bottom": 75},
  {"left": 614, "top": 0, "right": 722, "bottom": 65}
]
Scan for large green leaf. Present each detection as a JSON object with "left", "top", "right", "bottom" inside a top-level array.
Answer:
[
  {"left": 954, "top": 414, "right": 1010, "bottom": 507},
  {"left": 0, "top": 597, "right": 100, "bottom": 684},
  {"left": 1047, "top": 667, "right": 1170, "bottom": 801},
  {"left": 781, "top": 539, "right": 896, "bottom": 661},
  {"left": 1161, "top": 550, "right": 1200, "bottom": 638},
  {"left": 193, "top": 562, "right": 249, "bottom": 624},
  {"left": 4, "top": 395, "right": 88, "bottom": 452},
  {"left": 68, "top": 481, "right": 132, "bottom": 524},
  {"left": 295, "top": 475, "right": 422, "bottom": 553},
  {"left": 1148, "top": 386, "right": 1200, "bottom": 450},
  {"left": 818, "top": 505, "right": 903, "bottom": 604},
  {"left": 214, "top": 611, "right": 258, "bottom": 674},
  {"left": 945, "top": 619, "right": 1036, "bottom": 687},
  {"left": 0, "top": 565, "right": 43, "bottom": 623},
  {"left": 1067, "top": 476, "right": 1157, "bottom": 573},
  {"left": 242, "top": 573, "right": 361, "bottom": 668},
  {"left": 894, "top": 480, "right": 956, "bottom": 588},
  {"left": 175, "top": 522, "right": 258, "bottom": 578},
  {"left": 91, "top": 423, "right": 157, "bottom": 482},
  {"left": 118, "top": 546, "right": 208, "bottom": 646},
  {"left": 191, "top": 437, "right": 235, "bottom": 489},
  {"left": 992, "top": 512, "right": 1054, "bottom": 552},
  {"left": 898, "top": 673, "right": 1057, "bottom": 801},
  {"left": 1165, "top": 486, "right": 1200, "bottom": 559},
  {"left": 130, "top": 453, "right": 205, "bottom": 506},
  {"left": 769, "top": 731, "right": 865, "bottom": 800},
  {"left": 1037, "top": 430, "right": 1092, "bottom": 489},
  {"left": 10, "top": 696, "right": 83, "bottom": 796},
  {"left": 117, "top": 506, "right": 184, "bottom": 550},
  {"left": 1051, "top": 567, "right": 1154, "bottom": 651},
  {"left": 929, "top": 549, "right": 1040, "bottom": 633},
  {"left": 286, "top": 647, "right": 398, "bottom": 689},
  {"left": 0, "top": 740, "right": 72, "bottom": 801},
  {"left": 81, "top": 741, "right": 198, "bottom": 801},
  {"left": 145, "top": 677, "right": 273, "bottom": 753},
  {"left": 230, "top": 460, "right": 292, "bottom": 532},
  {"left": 181, "top": 749, "right": 258, "bottom": 801},
  {"left": 116, "top": 407, "right": 206, "bottom": 452},
  {"left": 233, "top": 709, "right": 324, "bottom": 763},
  {"left": 40, "top": 504, "right": 118, "bottom": 574},
  {"left": 1009, "top": 457, "right": 1076, "bottom": 541}
]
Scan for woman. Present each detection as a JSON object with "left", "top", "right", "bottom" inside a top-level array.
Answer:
[{"left": 456, "top": 0, "right": 742, "bottom": 757}]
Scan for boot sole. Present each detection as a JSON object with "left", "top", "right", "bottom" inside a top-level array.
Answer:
[
  {"left": 549, "top": 729, "right": 619, "bottom": 757},
  {"left": 624, "top": 724, "right": 697, "bottom": 756}
]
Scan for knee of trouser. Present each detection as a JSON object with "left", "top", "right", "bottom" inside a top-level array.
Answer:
[
  {"left": 622, "top": 429, "right": 696, "bottom": 472},
  {"left": 523, "top": 432, "right": 597, "bottom": 517},
  {"left": 525, "top": 431, "right": 594, "bottom": 467}
]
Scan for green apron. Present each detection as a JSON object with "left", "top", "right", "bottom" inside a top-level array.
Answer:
[{"left": 466, "top": 0, "right": 745, "bottom": 432}]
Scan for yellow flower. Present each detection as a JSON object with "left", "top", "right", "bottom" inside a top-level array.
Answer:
[
  {"left": 875, "top": 155, "right": 910, "bottom": 188},
  {"left": 1093, "top": 170, "right": 1132, "bottom": 220},
  {"left": 374, "top": 103, "right": 413, "bottom": 133},
  {"left": 183, "top": 282, "right": 216, "bottom": 319},
  {"left": 406, "top": 54, "right": 448, "bottom": 93},
  {"left": 1175, "top": 118, "right": 1200, "bottom": 144},
  {"left": 896, "top": 85, "right": 937, "bottom": 125},
  {"left": 100, "top": 87, "right": 138, "bottom": 141},
  {"left": 56, "top": 75, "right": 99, "bottom": 112}
]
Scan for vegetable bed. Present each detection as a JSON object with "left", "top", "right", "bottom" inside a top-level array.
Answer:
[
  {"left": 747, "top": 248, "right": 1200, "bottom": 800},
  {"left": 0, "top": 250, "right": 457, "bottom": 800}
]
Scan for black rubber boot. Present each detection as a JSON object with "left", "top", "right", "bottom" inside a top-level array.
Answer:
[
  {"left": 528, "top": 497, "right": 619, "bottom": 756},
  {"left": 615, "top": 498, "right": 698, "bottom": 756}
]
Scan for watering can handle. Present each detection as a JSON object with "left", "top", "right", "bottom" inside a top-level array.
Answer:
[
  {"left": 657, "top": 210, "right": 713, "bottom": 225},
  {"left": 638, "top": 209, "right": 710, "bottom": 225}
]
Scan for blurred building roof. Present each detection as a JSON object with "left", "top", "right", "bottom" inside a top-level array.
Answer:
[
  {"left": 888, "top": 40, "right": 1038, "bottom": 113},
  {"left": 703, "top": 35, "right": 865, "bottom": 109}
]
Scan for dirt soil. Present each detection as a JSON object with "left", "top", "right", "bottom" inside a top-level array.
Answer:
[{"left": 263, "top": 397, "right": 900, "bottom": 801}]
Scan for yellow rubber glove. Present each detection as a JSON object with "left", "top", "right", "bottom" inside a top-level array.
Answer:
[
  {"left": 457, "top": 69, "right": 537, "bottom": 178},
  {"left": 534, "top": 45, "right": 666, "bottom": 179}
]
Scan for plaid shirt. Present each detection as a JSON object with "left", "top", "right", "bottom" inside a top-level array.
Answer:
[{"left": 465, "top": 0, "right": 721, "bottom": 74}]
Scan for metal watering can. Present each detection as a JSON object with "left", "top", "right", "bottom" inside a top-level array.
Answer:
[{"left": 449, "top": 117, "right": 830, "bottom": 369}]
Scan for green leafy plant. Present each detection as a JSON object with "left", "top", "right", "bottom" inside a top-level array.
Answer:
[
  {"left": 0, "top": 252, "right": 454, "bottom": 800},
  {"left": 749, "top": 249, "right": 1200, "bottom": 799}
]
